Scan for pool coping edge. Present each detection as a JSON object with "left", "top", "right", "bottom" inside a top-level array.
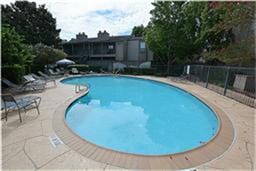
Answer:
[{"left": 53, "top": 74, "right": 235, "bottom": 169}]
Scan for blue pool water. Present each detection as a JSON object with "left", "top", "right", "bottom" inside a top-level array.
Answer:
[{"left": 62, "top": 76, "right": 219, "bottom": 155}]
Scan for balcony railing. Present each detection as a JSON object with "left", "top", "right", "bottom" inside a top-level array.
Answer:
[{"left": 90, "top": 54, "right": 116, "bottom": 58}]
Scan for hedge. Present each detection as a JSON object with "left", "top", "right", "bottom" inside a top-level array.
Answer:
[
  {"left": 2, "top": 65, "right": 25, "bottom": 84},
  {"left": 123, "top": 68, "right": 156, "bottom": 75},
  {"left": 67, "top": 65, "right": 102, "bottom": 72}
]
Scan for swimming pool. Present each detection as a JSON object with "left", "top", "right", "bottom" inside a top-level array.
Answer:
[{"left": 62, "top": 76, "right": 219, "bottom": 155}]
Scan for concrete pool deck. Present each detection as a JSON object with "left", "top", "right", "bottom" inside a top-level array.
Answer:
[{"left": 2, "top": 75, "right": 255, "bottom": 170}]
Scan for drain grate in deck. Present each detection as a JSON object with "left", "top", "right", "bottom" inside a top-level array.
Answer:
[{"left": 49, "top": 134, "right": 63, "bottom": 148}]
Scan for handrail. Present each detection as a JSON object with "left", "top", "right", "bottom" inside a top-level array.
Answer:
[
  {"left": 113, "top": 69, "right": 121, "bottom": 76},
  {"left": 75, "top": 84, "right": 89, "bottom": 93}
]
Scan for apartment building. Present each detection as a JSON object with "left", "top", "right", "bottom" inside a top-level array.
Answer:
[{"left": 62, "top": 30, "right": 153, "bottom": 69}]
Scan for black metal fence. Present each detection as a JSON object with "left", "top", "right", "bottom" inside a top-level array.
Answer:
[{"left": 187, "top": 65, "right": 255, "bottom": 108}]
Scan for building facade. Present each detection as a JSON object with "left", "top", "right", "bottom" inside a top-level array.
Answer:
[{"left": 62, "top": 31, "right": 153, "bottom": 70}]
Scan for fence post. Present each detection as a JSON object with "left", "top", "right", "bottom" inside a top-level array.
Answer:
[
  {"left": 205, "top": 66, "right": 210, "bottom": 88},
  {"left": 223, "top": 67, "right": 230, "bottom": 95}
]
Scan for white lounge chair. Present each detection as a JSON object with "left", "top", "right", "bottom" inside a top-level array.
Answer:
[
  {"left": 71, "top": 68, "right": 79, "bottom": 74},
  {"left": 23, "top": 74, "right": 46, "bottom": 86},
  {"left": 31, "top": 73, "right": 56, "bottom": 86},
  {"left": 1, "top": 78, "right": 45, "bottom": 93},
  {"left": 1, "top": 94, "right": 41, "bottom": 122}
]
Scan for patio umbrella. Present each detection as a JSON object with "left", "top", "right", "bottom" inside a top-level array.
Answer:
[
  {"left": 56, "top": 58, "right": 75, "bottom": 65},
  {"left": 139, "top": 61, "right": 151, "bottom": 69},
  {"left": 113, "top": 62, "right": 127, "bottom": 70}
]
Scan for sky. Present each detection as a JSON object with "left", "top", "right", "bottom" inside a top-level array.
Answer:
[{"left": 1, "top": 0, "right": 154, "bottom": 40}]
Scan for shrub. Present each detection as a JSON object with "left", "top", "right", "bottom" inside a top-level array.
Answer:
[
  {"left": 88, "top": 66, "right": 102, "bottom": 72},
  {"left": 2, "top": 65, "right": 25, "bottom": 84},
  {"left": 2, "top": 25, "right": 34, "bottom": 67},
  {"left": 32, "top": 43, "right": 67, "bottom": 72}
]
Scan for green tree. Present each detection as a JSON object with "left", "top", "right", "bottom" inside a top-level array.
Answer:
[
  {"left": 144, "top": 23, "right": 167, "bottom": 64},
  {"left": 2, "top": 24, "right": 34, "bottom": 83},
  {"left": 197, "top": 2, "right": 235, "bottom": 53},
  {"left": 32, "top": 44, "right": 67, "bottom": 72},
  {"left": 131, "top": 25, "right": 145, "bottom": 37},
  {"left": 2, "top": 24, "right": 34, "bottom": 66},
  {"left": 201, "top": 2, "right": 255, "bottom": 66},
  {"left": 2, "top": 1, "right": 61, "bottom": 47},
  {"left": 144, "top": 1, "right": 252, "bottom": 67},
  {"left": 202, "top": 38, "right": 254, "bottom": 66},
  {"left": 209, "top": 2, "right": 254, "bottom": 33},
  {"left": 179, "top": 2, "right": 207, "bottom": 59},
  {"left": 145, "top": 1, "right": 188, "bottom": 67}
]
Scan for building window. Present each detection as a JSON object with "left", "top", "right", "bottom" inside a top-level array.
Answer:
[
  {"left": 140, "top": 41, "right": 146, "bottom": 52},
  {"left": 108, "top": 45, "right": 114, "bottom": 49},
  {"left": 107, "top": 44, "right": 115, "bottom": 54}
]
